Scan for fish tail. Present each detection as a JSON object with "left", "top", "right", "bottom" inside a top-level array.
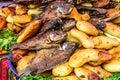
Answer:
[{"left": 19, "top": 66, "right": 32, "bottom": 77}]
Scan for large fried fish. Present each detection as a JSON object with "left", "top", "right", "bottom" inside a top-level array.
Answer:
[
  {"left": 10, "top": 30, "right": 67, "bottom": 50},
  {"left": 18, "top": 41, "right": 79, "bottom": 77}
]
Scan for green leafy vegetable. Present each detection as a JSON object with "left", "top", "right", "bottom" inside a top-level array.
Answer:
[
  {"left": 101, "top": 72, "right": 120, "bottom": 80},
  {"left": 22, "top": 74, "right": 52, "bottom": 80},
  {"left": 0, "top": 28, "right": 17, "bottom": 50}
]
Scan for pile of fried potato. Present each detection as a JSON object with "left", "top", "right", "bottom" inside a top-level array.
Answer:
[
  {"left": 0, "top": 4, "right": 42, "bottom": 43},
  {"left": 52, "top": 7, "right": 120, "bottom": 80},
  {"left": 0, "top": 2, "right": 120, "bottom": 80}
]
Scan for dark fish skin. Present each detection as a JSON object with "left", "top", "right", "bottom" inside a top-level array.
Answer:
[
  {"left": 40, "top": 18, "right": 62, "bottom": 33},
  {"left": 19, "top": 41, "right": 79, "bottom": 77},
  {"left": 62, "top": 18, "right": 76, "bottom": 32},
  {"left": 39, "top": 1, "right": 74, "bottom": 21},
  {"left": 10, "top": 30, "right": 67, "bottom": 50}
]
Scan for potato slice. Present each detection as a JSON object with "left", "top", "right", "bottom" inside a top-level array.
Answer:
[
  {"left": 53, "top": 74, "right": 80, "bottom": 80},
  {"left": 0, "top": 16, "right": 6, "bottom": 30},
  {"left": 69, "top": 49, "right": 99, "bottom": 68},
  {"left": 109, "top": 45, "right": 120, "bottom": 58},
  {"left": 93, "top": 36, "right": 119, "bottom": 49},
  {"left": 70, "top": 28, "right": 94, "bottom": 48},
  {"left": 102, "top": 22, "right": 120, "bottom": 38},
  {"left": 52, "top": 62, "right": 73, "bottom": 77},
  {"left": 17, "top": 20, "right": 42, "bottom": 43},
  {"left": 83, "top": 64, "right": 112, "bottom": 78},
  {"left": 102, "top": 58, "right": 120, "bottom": 72},
  {"left": 76, "top": 21, "right": 99, "bottom": 36},
  {"left": 89, "top": 50, "right": 112, "bottom": 66},
  {"left": 74, "top": 67, "right": 100, "bottom": 80},
  {"left": 13, "top": 14, "right": 32, "bottom": 24},
  {"left": 7, "top": 23, "right": 21, "bottom": 32}
]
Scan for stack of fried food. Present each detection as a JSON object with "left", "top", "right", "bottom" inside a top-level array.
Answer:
[{"left": 0, "top": 0, "right": 120, "bottom": 80}]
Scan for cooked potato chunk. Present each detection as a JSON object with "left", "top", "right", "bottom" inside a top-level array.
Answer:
[
  {"left": 53, "top": 74, "right": 80, "bottom": 80},
  {"left": 13, "top": 14, "right": 32, "bottom": 24},
  {"left": 52, "top": 62, "right": 73, "bottom": 76},
  {"left": 6, "top": 14, "right": 14, "bottom": 23},
  {"left": 74, "top": 67, "right": 100, "bottom": 80},
  {"left": 76, "top": 21, "right": 99, "bottom": 35},
  {"left": 93, "top": 36, "right": 119, "bottom": 49},
  {"left": 69, "top": 49, "right": 99, "bottom": 68},
  {"left": 70, "top": 28, "right": 94, "bottom": 48},
  {"left": 102, "top": 22, "right": 120, "bottom": 38},
  {"left": 83, "top": 64, "right": 112, "bottom": 78},
  {"left": 0, "top": 7, "right": 12, "bottom": 17},
  {"left": 17, "top": 20, "right": 42, "bottom": 43},
  {"left": 109, "top": 45, "right": 120, "bottom": 58},
  {"left": 15, "top": 4, "right": 27, "bottom": 15},
  {"left": 0, "top": 16, "right": 6, "bottom": 30},
  {"left": 103, "top": 58, "right": 120, "bottom": 72},
  {"left": 89, "top": 50, "right": 112, "bottom": 66},
  {"left": 7, "top": 23, "right": 21, "bottom": 32}
]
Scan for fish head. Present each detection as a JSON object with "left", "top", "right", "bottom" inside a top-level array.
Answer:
[{"left": 49, "top": 30, "right": 67, "bottom": 43}]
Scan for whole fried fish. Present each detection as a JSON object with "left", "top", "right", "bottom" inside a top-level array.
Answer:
[
  {"left": 10, "top": 30, "right": 67, "bottom": 50},
  {"left": 19, "top": 41, "right": 79, "bottom": 77},
  {"left": 39, "top": 1, "right": 74, "bottom": 21}
]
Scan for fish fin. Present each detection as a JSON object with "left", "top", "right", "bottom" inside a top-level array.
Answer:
[{"left": 19, "top": 66, "right": 32, "bottom": 77}]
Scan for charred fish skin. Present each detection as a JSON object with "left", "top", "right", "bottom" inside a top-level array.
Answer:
[
  {"left": 10, "top": 30, "right": 67, "bottom": 50},
  {"left": 39, "top": 1, "right": 74, "bottom": 21},
  {"left": 62, "top": 18, "right": 76, "bottom": 32},
  {"left": 19, "top": 41, "right": 78, "bottom": 77},
  {"left": 40, "top": 18, "right": 63, "bottom": 33}
]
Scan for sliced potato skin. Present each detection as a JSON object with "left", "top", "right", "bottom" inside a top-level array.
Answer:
[
  {"left": 52, "top": 62, "right": 73, "bottom": 77},
  {"left": 83, "top": 64, "right": 112, "bottom": 78},
  {"left": 103, "top": 58, "right": 120, "bottom": 72},
  {"left": 17, "top": 20, "right": 42, "bottom": 43},
  {"left": 102, "top": 22, "right": 120, "bottom": 38},
  {"left": 69, "top": 49, "right": 99, "bottom": 68},
  {"left": 53, "top": 74, "right": 80, "bottom": 80},
  {"left": 76, "top": 21, "right": 99, "bottom": 36},
  {"left": 74, "top": 67, "right": 100, "bottom": 80},
  {"left": 70, "top": 28, "right": 94, "bottom": 48},
  {"left": 13, "top": 14, "right": 32, "bottom": 24},
  {"left": 93, "top": 36, "right": 119, "bottom": 49}
]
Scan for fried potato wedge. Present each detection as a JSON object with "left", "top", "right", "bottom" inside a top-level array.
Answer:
[
  {"left": 70, "top": 28, "right": 94, "bottom": 48},
  {"left": 7, "top": 23, "right": 21, "bottom": 32},
  {"left": 93, "top": 36, "right": 119, "bottom": 49},
  {"left": 76, "top": 21, "right": 99, "bottom": 36},
  {"left": 0, "top": 16, "right": 6, "bottom": 30},
  {"left": 52, "top": 62, "right": 73, "bottom": 77},
  {"left": 13, "top": 14, "right": 32, "bottom": 24},
  {"left": 102, "top": 58, "right": 120, "bottom": 72},
  {"left": 74, "top": 67, "right": 100, "bottom": 80},
  {"left": 109, "top": 45, "right": 120, "bottom": 58},
  {"left": 16, "top": 55, "right": 35, "bottom": 72},
  {"left": 17, "top": 20, "right": 42, "bottom": 43},
  {"left": 83, "top": 64, "right": 112, "bottom": 78},
  {"left": 89, "top": 50, "right": 112, "bottom": 66},
  {"left": 69, "top": 49, "right": 99, "bottom": 68},
  {"left": 102, "top": 22, "right": 120, "bottom": 38},
  {"left": 53, "top": 74, "right": 80, "bottom": 80}
]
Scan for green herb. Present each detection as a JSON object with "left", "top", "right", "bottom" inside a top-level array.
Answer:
[
  {"left": 101, "top": 72, "right": 120, "bottom": 80},
  {"left": 0, "top": 28, "right": 17, "bottom": 50},
  {"left": 22, "top": 74, "right": 52, "bottom": 80}
]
